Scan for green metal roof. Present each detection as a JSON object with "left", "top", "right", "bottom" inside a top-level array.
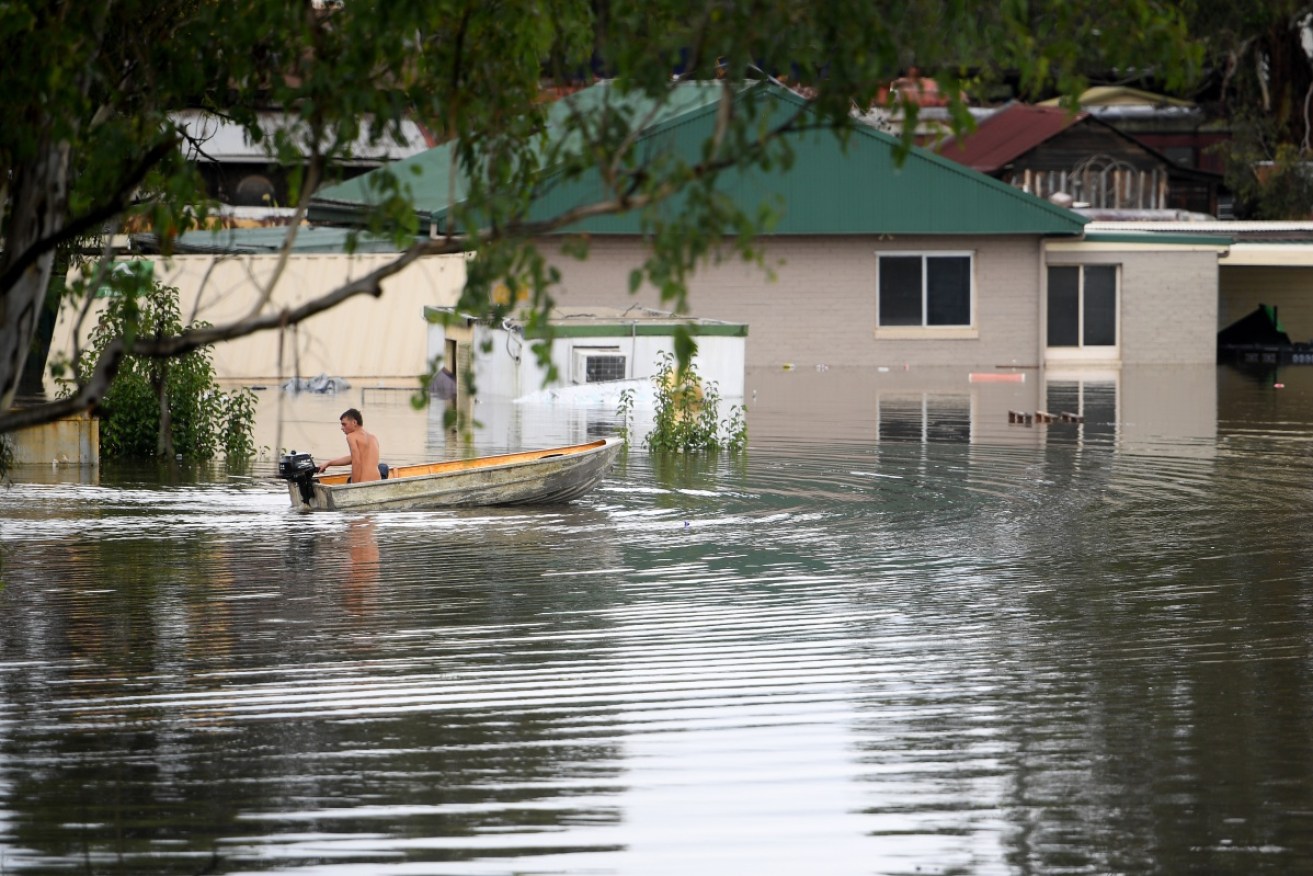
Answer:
[
  {"left": 531, "top": 320, "right": 748, "bottom": 339},
  {"left": 309, "top": 82, "right": 730, "bottom": 226},
  {"left": 309, "top": 141, "right": 463, "bottom": 226},
  {"left": 312, "top": 80, "right": 1086, "bottom": 237}
]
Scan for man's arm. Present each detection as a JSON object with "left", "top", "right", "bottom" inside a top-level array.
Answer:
[
  {"left": 317, "top": 453, "right": 350, "bottom": 473},
  {"left": 318, "top": 437, "right": 356, "bottom": 473}
]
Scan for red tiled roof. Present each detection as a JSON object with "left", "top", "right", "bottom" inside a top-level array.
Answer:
[
  {"left": 937, "top": 104, "right": 1087, "bottom": 173},
  {"left": 876, "top": 74, "right": 958, "bottom": 108}
]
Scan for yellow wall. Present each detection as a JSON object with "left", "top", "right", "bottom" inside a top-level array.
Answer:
[
  {"left": 50, "top": 253, "right": 468, "bottom": 387},
  {"left": 1219, "top": 265, "right": 1313, "bottom": 342},
  {"left": 8, "top": 413, "right": 99, "bottom": 465}
]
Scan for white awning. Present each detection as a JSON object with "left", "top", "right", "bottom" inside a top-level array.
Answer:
[{"left": 1220, "top": 243, "right": 1313, "bottom": 267}]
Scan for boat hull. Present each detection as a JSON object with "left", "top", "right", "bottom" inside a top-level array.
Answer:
[{"left": 286, "top": 438, "right": 622, "bottom": 512}]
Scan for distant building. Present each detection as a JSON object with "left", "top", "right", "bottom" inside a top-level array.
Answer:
[
  {"left": 1038, "top": 86, "right": 1231, "bottom": 177},
  {"left": 937, "top": 103, "right": 1223, "bottom": 217},
  {"left": 171, "top": 109, "right": 433, "bottom": 209}
]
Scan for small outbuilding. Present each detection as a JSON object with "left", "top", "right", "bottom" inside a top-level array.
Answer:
[{"left": 425, "top": 305, "right": 747, "bottom": 402}]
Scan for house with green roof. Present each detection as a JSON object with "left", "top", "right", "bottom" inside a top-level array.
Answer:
[{"left": 311, "top": 79, "right": 1227, "bottom": 375}]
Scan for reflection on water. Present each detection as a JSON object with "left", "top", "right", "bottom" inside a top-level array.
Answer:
[{"left": 2, "top": 364, "right": 1312, "bottom": 874}]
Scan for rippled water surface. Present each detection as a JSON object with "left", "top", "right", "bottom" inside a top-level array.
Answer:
[{"left": 2, "top": 365, "right": 1312, "bottom": 874}]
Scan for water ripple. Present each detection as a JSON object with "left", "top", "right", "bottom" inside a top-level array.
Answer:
[{"left": 3, "top": 380, "right": 1313, "bottom": 873}]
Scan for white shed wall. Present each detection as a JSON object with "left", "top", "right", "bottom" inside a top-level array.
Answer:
[{"left": 435, "top": 325, "right": 745, "bottom": 400}]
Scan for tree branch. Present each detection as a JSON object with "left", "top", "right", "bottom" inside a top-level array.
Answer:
[
  {"left": 0, "top": 340, "right": 125, "bottom": 432},
  {"left": 0, "top": 136, "right": 178, "bottom": 295},
  {"left": 1, "top": 99, "right": 824, "bottom": 437}
]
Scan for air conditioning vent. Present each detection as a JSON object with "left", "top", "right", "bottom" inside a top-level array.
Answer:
[{"left": 572, "top": 348, "right": 627, "bottom": 384}]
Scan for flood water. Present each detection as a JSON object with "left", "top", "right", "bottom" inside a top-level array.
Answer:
[{"left": 2, "top": 363, "right": 1312, "bottom": 875}]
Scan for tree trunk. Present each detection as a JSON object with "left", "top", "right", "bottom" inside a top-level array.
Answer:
[
  {"left": 155, "top": 367, "right": 174, "bottom": 458},
  {"left": 0, "top": 139, "right": 71, "bottom": 413},
  {"left": 18, "top": 270, "right": 66, "bottom": 397}
]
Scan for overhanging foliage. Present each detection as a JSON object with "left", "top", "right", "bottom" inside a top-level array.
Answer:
[{"left": 1, "top": 0, "right": 1204, "bottom": 436}]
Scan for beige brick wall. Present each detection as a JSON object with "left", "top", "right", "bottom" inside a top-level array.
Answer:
[
  {"left": 545, "top": 235, "right": 1046, "bottom": 370},
  {"left": 1046, "top": 246, "right": 1219, "bottom": 365},
  {"left": 545, "top": 236, "right": 1220, "bottom": 368},
  {"left": 1122, "top": 249, "right": 1218, "bottom": 365}
]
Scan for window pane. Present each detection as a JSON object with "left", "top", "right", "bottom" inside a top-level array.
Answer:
[
  {"left": 877, "top": 397, "right": 925, "bottom": 442},
  {"left": 1047, "top": 266, "right": 1079, "bottom": 346},
  {"left": 877, "top": 395, "right": 972, "bottom": 443},
  {"left": 1045, "top": 381, "right": 1081, "bottom": 416},
  {"left": 926, "top": 256, "right": 971, "bottom": 326},
  {"left": 1081, "top": 381, "right": 1117, "bottom": 442},
  {"left": 1083, "top": 265, "right": 1117, "bottom": 346},
  {"left": 879, "top": 257, "right": 922, "bottom": 326},
  {"left": 924, "top": 395, "right": 971, "bottom": 442}
]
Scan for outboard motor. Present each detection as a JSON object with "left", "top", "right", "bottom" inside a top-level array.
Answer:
[{"left": 276, "top": 450, "right": 318, "bottom": 506}]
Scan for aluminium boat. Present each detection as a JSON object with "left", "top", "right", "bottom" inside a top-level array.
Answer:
[{"left": 276, "top": 438, "right": 622, "bottom": 512}]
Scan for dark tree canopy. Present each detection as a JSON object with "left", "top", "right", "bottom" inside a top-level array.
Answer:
[
  {"left": 1176, "top": 1, "right": 1313, "bottom": 217},
  {"left": 0, "top": 0, "right": 1204, "bottom": 435}
]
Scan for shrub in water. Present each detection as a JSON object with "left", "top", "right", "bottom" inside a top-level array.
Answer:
[
  {"left": 71, "top": 278, "right": 257, "bottom": 460},
  {"left": 618, "top": 351, "right": 746, "bottom": 452}
]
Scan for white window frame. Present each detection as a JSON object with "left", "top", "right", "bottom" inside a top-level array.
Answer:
[
  {"left": 874, "top": 251, "right": 977, "bottom": 340},
  {"left": 1045, "top": 263, "right": 1121, "bottom": 364}
]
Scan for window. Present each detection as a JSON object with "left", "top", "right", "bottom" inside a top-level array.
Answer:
[
  {"left": 877, "top": 393, "right": 972, "bottom": 443},
  {"left": 878, "top": 254, "right": 973, "bottom": 327},
  {"left": 1047, "top": 265, "right": 1117, "bottom": 348},
  {"left": 1045, "top": 378, "right": 1117, "bottom": 446}
]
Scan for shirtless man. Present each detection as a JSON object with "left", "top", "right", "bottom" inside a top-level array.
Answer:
[{"left": 317, "top": 408, "right": 382, "bottom": 482}]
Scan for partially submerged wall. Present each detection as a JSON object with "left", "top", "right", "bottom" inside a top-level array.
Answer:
[
  {"left": 50, "top": 253, "right": 468, "bottom": 386},
  {"left": 7, "top": 412, "right": 98, "bottom": 466}
]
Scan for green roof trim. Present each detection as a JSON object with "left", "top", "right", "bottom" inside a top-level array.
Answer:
[
  {"left": 312, "top": 80, "right": 1086, "bottom": 237},
  {"left": 422, "top": 305, "right": 747, "bottom": 338},
  {"left": 524, "top": 321, "right": 748, "bottom": 339},
  {"left": 1080, "top": 231, "right": 1234, "bottom": 246}
]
